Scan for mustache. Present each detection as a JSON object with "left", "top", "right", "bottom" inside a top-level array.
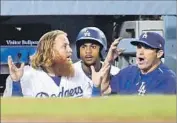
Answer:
[{"left": 52, "top": 52, "right": 75, "bottom": 78}]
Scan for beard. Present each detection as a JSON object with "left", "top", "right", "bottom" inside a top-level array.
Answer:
[{"left": 51, "top": 52, "right": 75, "bottom": 78}]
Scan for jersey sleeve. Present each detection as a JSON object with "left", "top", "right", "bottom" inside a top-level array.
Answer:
[
  {"left": 110, "top": 72, "right": 121, "bottom": 94},
  {"left": 3, "top": 75, "right": 13, "bottom": 97},
  {"left": 3, "top": 76, "right": 24, "bottom": 97},
  {"left": 161, "top": 74, "right": 176, "bottom": 94},
  {"left": 19, "top": 66, "right": 35, "bottom": 97},
  {"left": 153, "top": 66, "right": 177, "bottom": 94},
  {"left": 3, "top": 66, "right": 34, "bottom": 97},
  {"left": 109, "top": 65, "right": 128, "bottom": 94}
]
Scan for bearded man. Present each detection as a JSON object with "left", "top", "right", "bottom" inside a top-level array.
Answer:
[{"left": 3, "top": 30, "right": 109, "bottom": 98}]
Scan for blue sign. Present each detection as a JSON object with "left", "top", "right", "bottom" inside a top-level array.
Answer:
[{"left": 1, "top": 46, "right": 36, "bottom": 64}]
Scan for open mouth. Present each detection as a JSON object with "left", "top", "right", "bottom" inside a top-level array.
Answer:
[
  {"left": 139, "top": 57, "right": 144, "bottom": 61},
  {"left": 85, "top": 56, "right": 93, "bottom": 61},
  {"left": 66, "top": 56, "right": 72, "bottom": 61},
  {"left": 137, "top": 57, "right": 145, "bottom": 64}
]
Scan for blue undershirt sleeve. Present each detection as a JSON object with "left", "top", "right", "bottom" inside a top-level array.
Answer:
[
  {"left": 12, "top": 81, "right": 23, "bottom": 96},
  {"left": 92, "top": 86, "right": 101, "bottom": 96}
]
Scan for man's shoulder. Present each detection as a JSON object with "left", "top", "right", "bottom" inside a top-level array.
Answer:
[
  {"left": 113, "top": 64, "right": 139, "bottom": 79},
  {"left": 157, "top": 63, "right": 176, "bottom": 81},
  {"left": 73, "top": 61, "right": 82, "bottom": 68},
  {"left": 120, "top": 64, "right": 139, "bottom": 73},
  {"left": 73, "top": 60, "right": 81, "bottom": 65},
  {"left": 158, "top": 63, "right": 176, "bottom": 78},
  {"left": 22, "top": 65, "right": 48, "bottom": 79},
  {"left": 72, "top": 60, "right": 86, "bottom": 77},
  {"left": 23, "top": 65, "right": 36, "bottom": 75}
]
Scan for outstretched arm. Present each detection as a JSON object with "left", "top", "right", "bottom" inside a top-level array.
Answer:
[
  {"left": 4, "top": 56, "right": 25, "bottom": 97},
  {"left": 101, "top": 38, "right": 124, "bottom": 95}
]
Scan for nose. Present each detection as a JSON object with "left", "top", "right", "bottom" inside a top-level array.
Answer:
[
  {"left": 85, "top": 47, "right": 91, "bottom": 54},
  {"left": 68, "top": 46, "right": 72, "bottom": 53},
  {"left": 137, "top": 47, "right": 144, "bottom": 55}
]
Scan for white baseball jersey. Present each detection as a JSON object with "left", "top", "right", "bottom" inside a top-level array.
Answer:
[
  {"left": 3, "top": 65, "right": 92, "bottom": 98},
  {"left": 73, "top": 60, "right": 120, "bottom": 90}
]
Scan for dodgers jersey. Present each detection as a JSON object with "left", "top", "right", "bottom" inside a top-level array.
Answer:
[
  {"left": 3, "top": 65, "right": 92, "bottom": 98},
  {"left": 110, "top": 63, "right": 176, "bottom": 95},
  {"left": 74, "top": 60, "right": 120, "bottom": 94}
]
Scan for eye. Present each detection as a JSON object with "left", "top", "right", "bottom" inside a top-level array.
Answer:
[
  {"left": 64, "top": 45, "right": 67, "bottom": 48},
  {"left": 63, "top": 43, "right": 69, "bottom": 49},
  {"left": 137, "top": 44, "right": 142, "bottom": 49},
  {"left": 91, "top": 45, "right": 97, "bottom": 49},
  {"left": 80, "top": 45, "right": 86, "bottom": 49}
]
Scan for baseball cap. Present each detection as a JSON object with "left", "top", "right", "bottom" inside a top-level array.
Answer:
[{"left": 131, "top": 32, "right": 165, "bottom": 50}]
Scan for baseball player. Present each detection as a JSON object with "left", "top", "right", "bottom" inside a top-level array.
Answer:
[
  {"left": 104, "top": 32, "right": 176, "bottom": 95},
  {"left": 74, "top": 27, "right": 120, "bottom": 96},
  {"left": 3, "top": 30, "right": 110, "bottom": 98}
]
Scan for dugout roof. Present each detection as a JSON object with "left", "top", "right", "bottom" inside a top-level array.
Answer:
[{"left": 1, "top": 0, "right": 176, "bottom": 15}]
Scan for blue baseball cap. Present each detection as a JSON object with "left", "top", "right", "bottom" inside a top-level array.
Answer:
[{"left": 131, "top": 32, "right": 165, "bottom": 50}]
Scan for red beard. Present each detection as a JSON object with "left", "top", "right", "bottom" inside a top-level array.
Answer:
[{"left": 52, "top": 52, "right": 75, "bottom": 78}]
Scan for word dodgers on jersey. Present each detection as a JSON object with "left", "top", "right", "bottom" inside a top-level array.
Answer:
[
  {"left": 4, "top": 65, "right": 92, "bottom": 98},
  {"left": 35, "top": 86, "right": 83, "bottom": 98}
]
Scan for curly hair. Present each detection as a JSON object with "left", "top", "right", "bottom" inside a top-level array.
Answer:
[{"left": 31, "top": 30, "right": 67, "bottom": 69}]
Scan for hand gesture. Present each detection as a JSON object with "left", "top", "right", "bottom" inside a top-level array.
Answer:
[
  {"left": 8, "top": 56, "right": 25, "bottom": 81},
  {"left": 105, "top": 37, "right": 125, "bottom": 64},
  {"left": 90, "top": 63, "right": 111, "bottom": 88}
]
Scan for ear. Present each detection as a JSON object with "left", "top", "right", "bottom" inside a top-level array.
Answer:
[{"left": 157, "top": 50, "right": 164, "bottom": 58}]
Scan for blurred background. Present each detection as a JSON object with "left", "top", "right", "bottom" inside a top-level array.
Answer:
[{"left": 0, "top": 0, "right": 176, "bottom": 96}]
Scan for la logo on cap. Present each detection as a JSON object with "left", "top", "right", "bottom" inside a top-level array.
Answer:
[
  {"left": 142, "top": 32, "right": 148, "bottom": 39},
  {"left": 84, "top": 30, "right": 91, "bottom": 37}
]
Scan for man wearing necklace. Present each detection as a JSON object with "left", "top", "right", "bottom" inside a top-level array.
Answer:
[
  {"left": 74, "top": 27, "right": 120, "bottom": 96},
  {"left": 104, "top": 32, "right": 176, "bottom": 95},
  {"left": 3, "top": 30, "right": 110, "bottom": 98}
]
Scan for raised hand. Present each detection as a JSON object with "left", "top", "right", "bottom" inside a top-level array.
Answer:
[
  {"left": 105, "top": 37, "right": 125, "bottom": 64},
  {"left": 90, "top": 63, "right": 111, "bottom": 88},
  {"left": 8, "top": 56, "right": 25, "bottom": 81}
]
